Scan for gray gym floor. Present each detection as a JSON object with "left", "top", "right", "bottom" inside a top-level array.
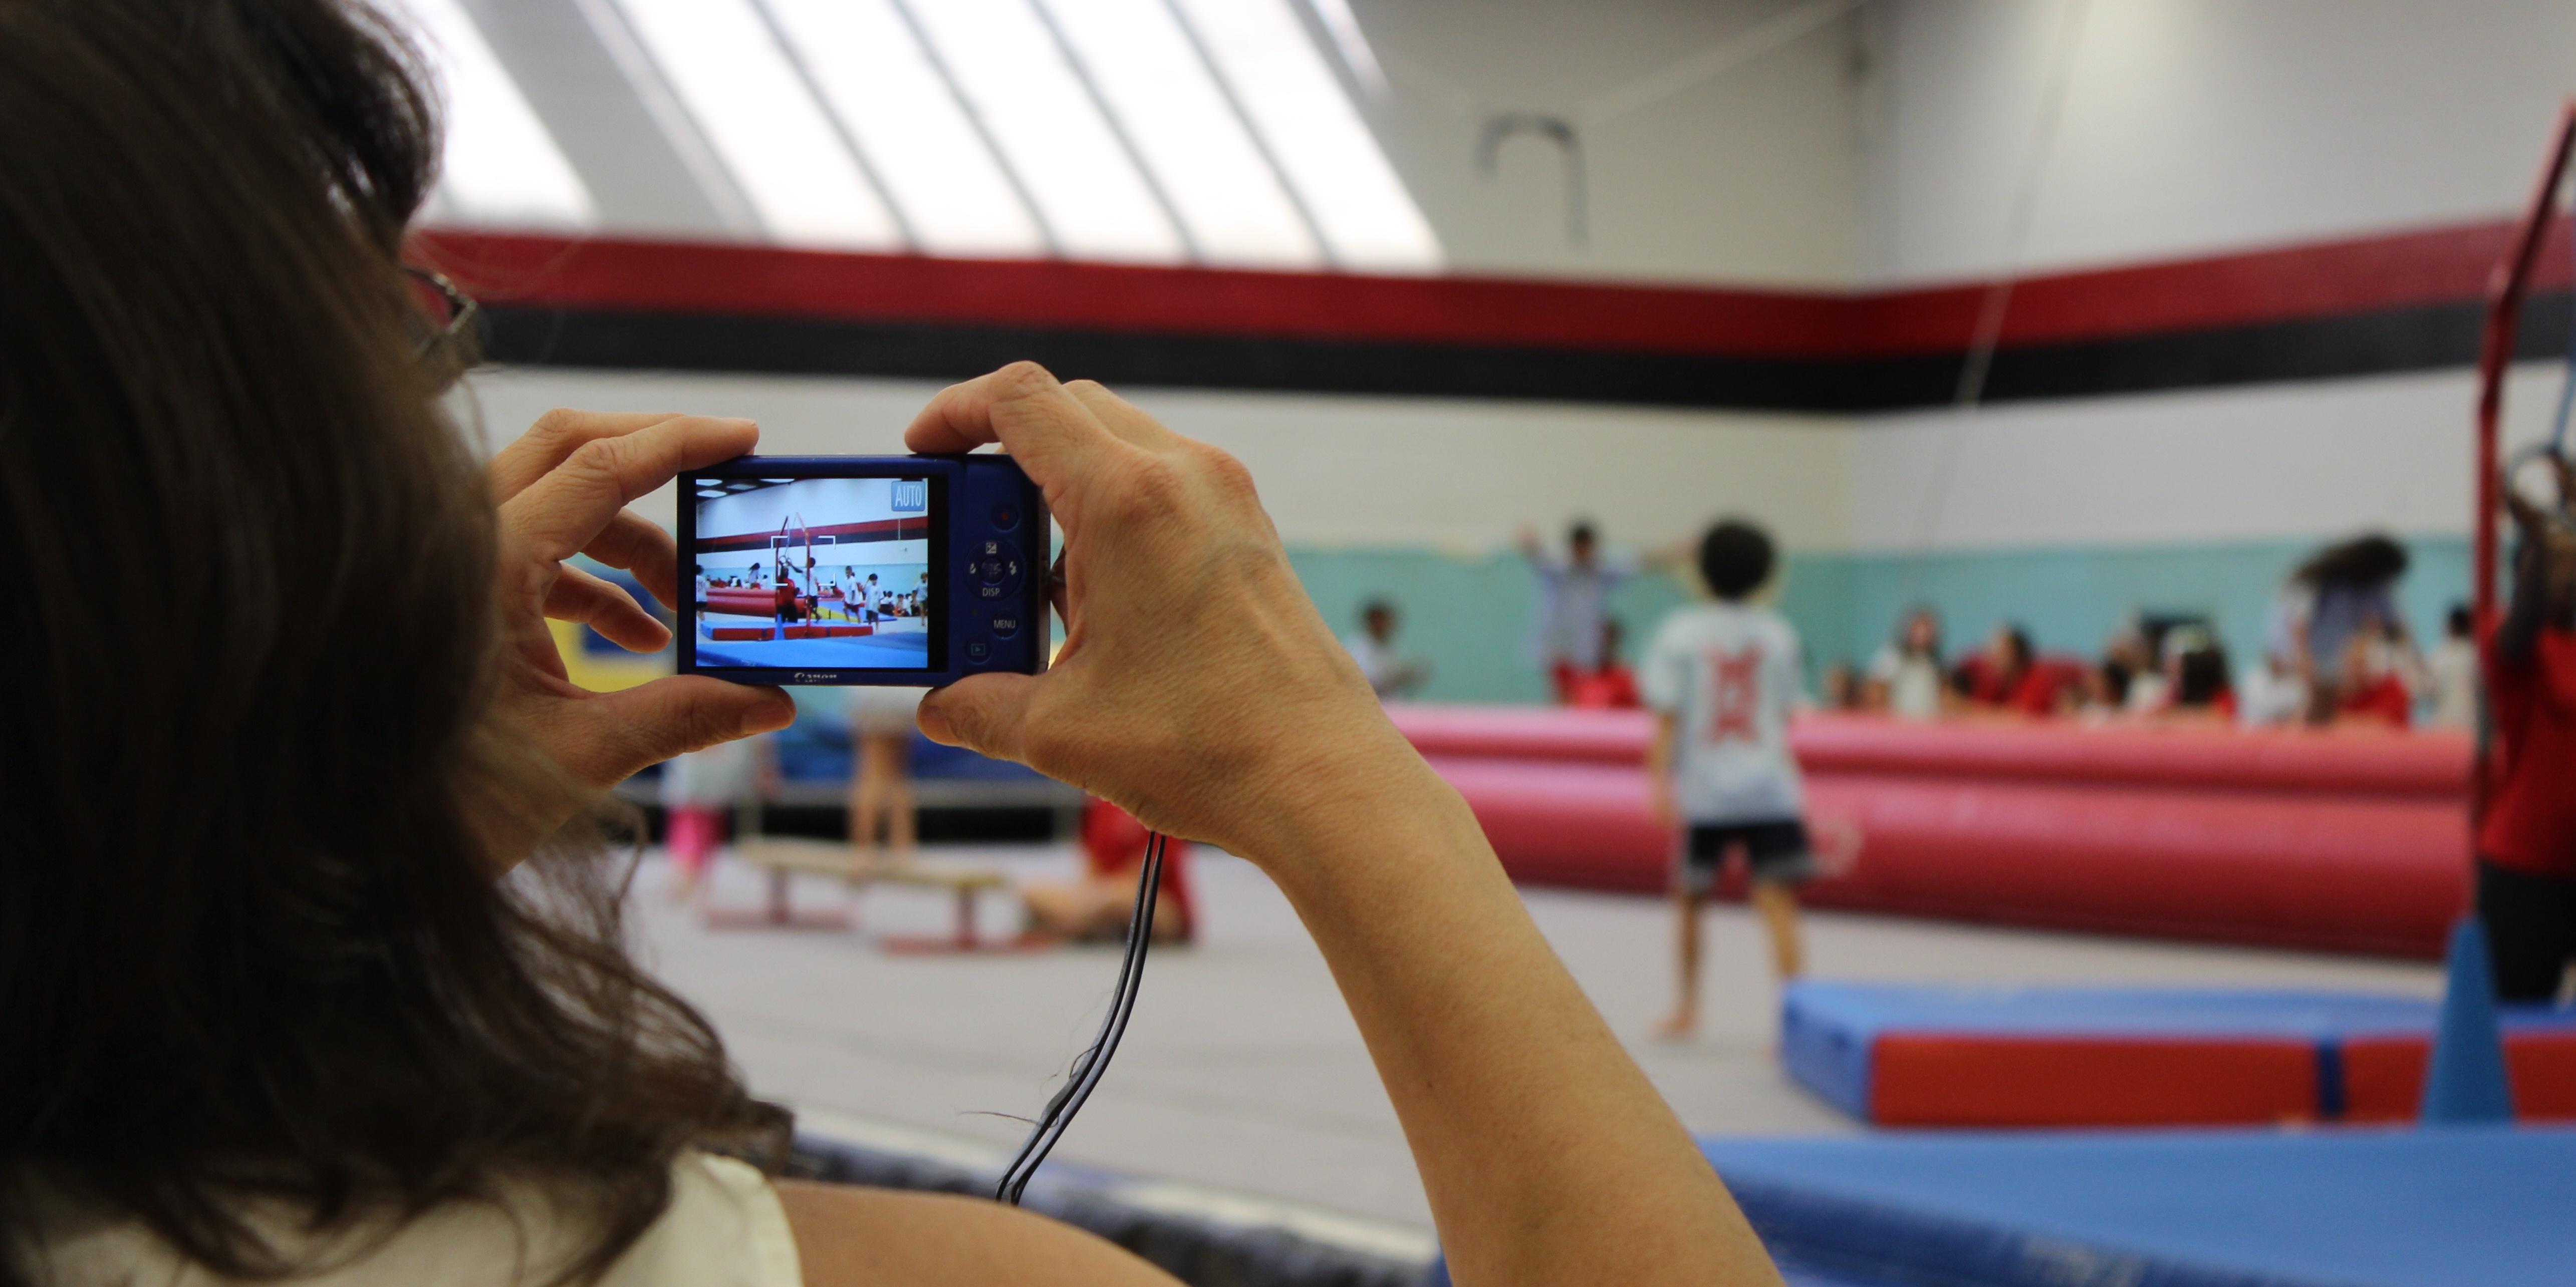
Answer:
[{"left": 629, "top": 841, "right": 2442, "bottom": 1237}]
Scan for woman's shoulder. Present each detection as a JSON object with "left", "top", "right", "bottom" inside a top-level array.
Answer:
[{"left": 771, "top": 1179, "right": 1183, "bottom": 1287}]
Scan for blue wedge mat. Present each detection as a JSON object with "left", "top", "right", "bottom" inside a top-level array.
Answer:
[
  {"left": 1707, "top": 1126, "right": 2576, "bottom": 1287},
  {"left": 1782, "top": 982, "right": 2576, "bottom": 1122}
]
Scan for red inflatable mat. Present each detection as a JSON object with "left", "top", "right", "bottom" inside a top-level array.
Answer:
[
  {"left": 1403, "top": 707, "right": 2470, "bottom": 956},
  {"left": 1792, "top": 716, "right": 2468, "bottom": 798},
  {"left": 1393, "top": 705, "right": 1653, "bottom": 766},
  {"left": 1422, "top": 758, "right": 2463, "bottom": 955},
  {"left": 1783, "top": 983, "right": 2576, "bottom": 1127},
  {"left": 1391, "top": 706, "right": 2469, "bottom": 795}
]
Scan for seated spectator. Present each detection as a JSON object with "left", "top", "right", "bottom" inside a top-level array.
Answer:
[
  {"left": 1022, "top": 798, "right": 1195, "bottom": 943},
  {"left": 1819, "top": 661, "right": 1864, "bottom": 711},
  {"left": 1345, "top": 597, "right": 1431, "bottom": 700},
  {"left": 1563, "top": 617, "right": 1642, "bottom": 709},
  {"left": 2102, "top": 627, "right": 2159, "bottom": 712},
  {"left": 2152, "top": 628, "right": 2237, "bottom": 722},
  {"left": 2074, "top": 658, "right": 2128, "bottom": 719},
  {"left": 2238, "top": 648, "right": 2310, "bottom": 729},
  {"left": 2426, "top": 603, "right": 2479, "bottom": 729},
  {"left": 2336, "top": 618, "right": 2414, "bottom": 729},
  {"left": 1865, "top": 605, "right": 1946, "bottom": 719},
  {"left": 1955, "top": 623, "right": 2064, "bottom": 717}
]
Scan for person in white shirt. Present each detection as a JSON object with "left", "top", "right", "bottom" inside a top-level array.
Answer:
[
  {"left": 1520, "top": 520, "right": 1637, "bottom": 701},
  {"left": 1344, "top": 598, "right": 1431, "bottom": 700},
  {"left": 1864, "top": 606, "right": 1946, "bottom": 720},
  {"left": 2237, "top": 652, "right": 2310, "bottom": 728},
  {"left": 1642, "top": 518, "right": 1812, "bottom": 1039},
  {"left": 2426, "top": 603, "right": 2480, "bottom": 730}
]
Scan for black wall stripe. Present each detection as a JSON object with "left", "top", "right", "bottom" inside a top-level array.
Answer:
[{"left": 480, "top": 289, "right": 2576, "bottom": 413}]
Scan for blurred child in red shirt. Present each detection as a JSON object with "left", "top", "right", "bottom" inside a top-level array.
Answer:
[
  {"left": 1022, "top": 798, "right": 1195, "bottom": 943},
  {"left": 2334, "top": 619, "right": 2413, "bottom": 729},
  {"left": 1956, "top": 624, "right": 2065, "bottom": 717}
]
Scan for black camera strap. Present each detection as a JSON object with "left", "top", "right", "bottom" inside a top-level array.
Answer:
[{"left": 995, "top": 830, "right": 1167, "bottom": 1205}]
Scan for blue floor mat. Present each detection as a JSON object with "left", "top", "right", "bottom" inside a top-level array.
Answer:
[
  {"left": 1707, "top": 1125, "right": 2576, "bottom": 1287},
  {"left": 698, "top": 633, "right": 931, "bottom": 669}
]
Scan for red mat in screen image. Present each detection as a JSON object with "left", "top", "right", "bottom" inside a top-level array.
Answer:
[{"left": 691, "top": 475, "right": 932, "bottom": 671}]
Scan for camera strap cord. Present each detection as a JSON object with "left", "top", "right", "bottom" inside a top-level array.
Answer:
[{"left": 994, "top": 830, "right": 1167, "bottom": 1205}]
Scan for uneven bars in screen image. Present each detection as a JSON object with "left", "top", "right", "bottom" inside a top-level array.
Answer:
[{"left": 691, "top": 476, "right": 932, "bottom": 670}]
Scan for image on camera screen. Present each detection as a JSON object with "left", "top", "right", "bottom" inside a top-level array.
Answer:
[{"left": 691, "top": 476, "right": 932, "bottom": 671}]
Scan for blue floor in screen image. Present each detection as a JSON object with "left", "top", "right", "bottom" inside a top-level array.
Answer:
[{"left": 697, "top": 632, "right": 930, "bottom": 670}]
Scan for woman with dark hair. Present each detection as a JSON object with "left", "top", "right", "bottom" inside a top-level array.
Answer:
[
  {"left": 2, "top": 4, "right": 1778, "bottom": 1285},
  {"left": 2155, "top": 629, "right": 2237, "bottom": 723}
]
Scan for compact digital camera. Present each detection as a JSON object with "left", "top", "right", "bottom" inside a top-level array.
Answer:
[{"left": 676, "top": 455, "right": 1048, "bottom": 686}]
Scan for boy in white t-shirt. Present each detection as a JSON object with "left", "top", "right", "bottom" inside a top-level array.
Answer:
[{"left": 1642, "top": 518, "right": 1811, "bottom": 1039}]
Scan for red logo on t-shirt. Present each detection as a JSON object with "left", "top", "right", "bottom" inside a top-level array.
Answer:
[{"left": 1708, "top": 646, "right": 1762, "bottom": 743}]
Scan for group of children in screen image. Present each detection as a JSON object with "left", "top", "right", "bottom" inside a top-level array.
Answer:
[{"left": 693, "top": 559, "right": 928, "bottom": 634}]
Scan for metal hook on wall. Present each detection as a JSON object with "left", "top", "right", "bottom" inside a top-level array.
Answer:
[{"left": 1476, "top": 113, "right": 1587, "bottom": 247}]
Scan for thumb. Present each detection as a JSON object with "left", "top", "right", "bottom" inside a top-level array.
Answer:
[
  {"left": 916, "top": 672, "right": 1038, "bottom": 762},
  {"left": 573, "top": 677, "right": 795, "bottom": 785}
]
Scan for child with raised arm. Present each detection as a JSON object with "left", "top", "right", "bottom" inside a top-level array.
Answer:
[
  {"left": 2480, "top": 455, "right": 2576, "bottom": 999},
  {"left": 1643, "top": 518, "right": 1812, "bottom": 1039}
]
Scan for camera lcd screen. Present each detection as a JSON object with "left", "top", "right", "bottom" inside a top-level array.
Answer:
[{"left": 689, "top": 475, "right": 937, "bottom": 672}]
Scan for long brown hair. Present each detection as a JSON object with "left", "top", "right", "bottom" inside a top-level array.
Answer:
[{"left": 0, "top": 2, "right": 782, "bottom": 1282}]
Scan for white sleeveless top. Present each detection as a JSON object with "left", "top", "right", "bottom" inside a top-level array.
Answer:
[{"left": 27, "top": 1152, "right": 802, "bottom": 1286}]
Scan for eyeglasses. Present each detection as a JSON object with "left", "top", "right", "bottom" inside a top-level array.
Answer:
[{"left": 403, "top": 264, "right": 480, "bottom": 369}]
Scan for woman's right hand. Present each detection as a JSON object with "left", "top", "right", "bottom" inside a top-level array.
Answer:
[
  {"left": 904, "top": 363, "right": 1426, "bottom": 861},
  {"left": 906, "top": 364, "right": 1780, "bottom": 1287}
]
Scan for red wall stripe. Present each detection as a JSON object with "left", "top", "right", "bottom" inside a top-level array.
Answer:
[{"left": 416, "top": 216, "right": 2575, "bottom": 364}]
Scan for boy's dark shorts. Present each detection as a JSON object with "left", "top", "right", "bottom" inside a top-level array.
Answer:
[{"left": 1678, "top": 818, "right": 1815, "bottom": 895}]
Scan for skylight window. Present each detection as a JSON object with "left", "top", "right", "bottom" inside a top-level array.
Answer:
[
  {"left": 1304, "top": 0, "right": 1390, "bottom": 99},
  {"left": 398, "top": 0, "right": 595, "bottom": 229},
  {"left": 902, "top": 0, "right": 1186, "bottom": 263},
  {"left": 1037, "top": 0, "right": 1321, "bottom": 268},
  {"left": 1169, "top": 0, "right": 1440, "bottom": 271},
  {"left": 760, "top": 0, "right": 1047, "bottom": 258},
  {"left": 612, "top": 0, "right": 902, "bottom": 249}
]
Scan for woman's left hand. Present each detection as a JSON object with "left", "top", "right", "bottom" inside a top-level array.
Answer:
[{"left": 485, "top": 410, "right": 796, "bottom": 815}]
